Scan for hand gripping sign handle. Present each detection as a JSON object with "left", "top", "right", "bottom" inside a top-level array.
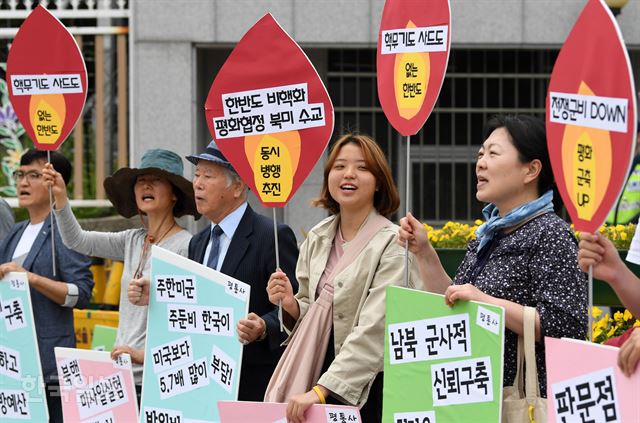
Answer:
[{"left": 272, "top": 208, "right": 284, "bottom": 331}]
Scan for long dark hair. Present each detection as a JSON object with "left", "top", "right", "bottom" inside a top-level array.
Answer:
[{"left": 483, "top": 115, "right": 562, "bottom": 212}]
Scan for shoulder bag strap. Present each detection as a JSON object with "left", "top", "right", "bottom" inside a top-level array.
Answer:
[
  {"left": 523, "top": 306, "right": 540, "bottom": 399},
  {"left": 322, "top": 214, "right": 391, "bottom": 289}
]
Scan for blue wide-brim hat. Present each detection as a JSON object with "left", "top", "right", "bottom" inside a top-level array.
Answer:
[
  {"left": 104, "top": 149, "right": 200, "bottom": 219},
  {"left": 186, "top": 140, "right": 237, "bottom": 173}
]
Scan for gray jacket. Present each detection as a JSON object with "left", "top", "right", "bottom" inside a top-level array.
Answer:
[{"left": 0, "top": 198, "right": 14, "bottom": 241}]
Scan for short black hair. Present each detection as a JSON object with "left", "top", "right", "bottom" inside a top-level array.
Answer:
[
  {"left": 20, "top": 149, "right": 72, "bottom": 186},
  {"left": 483, "top": 114, "right": 562, "bottom": 212}
]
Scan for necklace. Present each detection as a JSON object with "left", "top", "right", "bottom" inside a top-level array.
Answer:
[
  {"left": 133, "top": 219, "right": 178, "bottom": 279},
  {"left": 148, "top": 221, "right": 177, "bottom": 244}
]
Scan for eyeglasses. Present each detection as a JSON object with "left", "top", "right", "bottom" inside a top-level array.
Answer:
[{"left": 12, "top": 170, "right": 43, "bottom": 183}]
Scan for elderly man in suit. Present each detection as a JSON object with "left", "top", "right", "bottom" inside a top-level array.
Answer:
[
  {"left": 0, "top": 149, "right": 94, "bottom": 423},
  {"left": 186, "top": 140, "right": 299, "bottom": 401}
]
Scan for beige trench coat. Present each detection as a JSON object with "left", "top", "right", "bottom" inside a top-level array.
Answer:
[{"left": 288, "top": 210, "right": 419, "bottom": 406}]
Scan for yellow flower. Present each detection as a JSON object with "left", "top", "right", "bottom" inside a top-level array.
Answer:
[
  {"left": 422, "top": 220, "right": 637, "bottom": 251},
  {"left": 588, "top": 309, "right": 638, "bottom": 343},
  {"left": 614, "top": 311, "right": 624, "bottom": 322},
  {"left": 592, "top": 307, "right": 602, "bottom": 319},
  {"left": 624, "top": 309, "right": 633, "bottom": 321},
  {"left": 595, "top": 315, "right": 609, "bottom": 330}
]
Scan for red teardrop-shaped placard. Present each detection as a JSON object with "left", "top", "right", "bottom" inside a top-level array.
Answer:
[
  {"left": 6, "top": 5, "right": 87, "bottom": 151},
  {"left": 376, "top": 0, "right": 451, "bottom": 136},
  {"left": 205, "top": 14, "right": 334, "bottom": 208},
  {"left": 546, "top": 0, "right": 637, "bottom": 232}
]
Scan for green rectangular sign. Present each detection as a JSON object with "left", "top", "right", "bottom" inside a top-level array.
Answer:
[
  {"left": 91, "top": 324, "right": 118, "bottom": 351},
  {"left": 0, "top": 272, "right": 48, "bottom": 422},
  {"left": 383, "top": 286, "right": 505, "bottom": 423},
  {"left": 140, "top": 246, "right": 250, "bottom": 423}
]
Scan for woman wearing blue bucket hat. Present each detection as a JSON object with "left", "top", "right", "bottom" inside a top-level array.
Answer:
[{"left": 43, "top": 149, "right": 199, "bottom": 399}]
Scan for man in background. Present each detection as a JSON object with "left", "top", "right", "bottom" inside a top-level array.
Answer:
[
  {"left": 0, "top": 149, "right": 94, "bottom": 422},
  {"left": 606, "top": 120, "right": 640, "bottom": 225}
]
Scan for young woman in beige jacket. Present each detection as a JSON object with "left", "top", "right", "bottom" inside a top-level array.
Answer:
[{"left": 267, "top": 134, "right": 418, "bottom": 423}]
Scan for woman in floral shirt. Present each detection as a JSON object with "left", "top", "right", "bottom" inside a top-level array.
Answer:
[{"left": 399, "top": 114, "right": 588, "bottom": 393}]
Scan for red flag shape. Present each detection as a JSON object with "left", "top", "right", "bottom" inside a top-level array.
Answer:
[
  {"left": 6, "top": 5, "right": 88, "bottom": 151},
  {"left": 205, "top": 14, "right": 334, "bottom": 208},
  {"left": 546, "top": 0, "right": 637, "bottom": 232},
  {"left": 376, "top": 0, "right": 451, "bottom": 136}
]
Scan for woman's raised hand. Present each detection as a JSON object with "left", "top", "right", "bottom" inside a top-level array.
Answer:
[
  {"left": 41, "top": 163, "right": 68, "bottom": 209},
  {"left": 577, "top": 232, "right": 625, "bottom": 284},
  {"left": 398, "top": 212, "right": 434, "bottom": 258},
  {"left": 128, "top": 276, "right": 150, "bottom": 306}
]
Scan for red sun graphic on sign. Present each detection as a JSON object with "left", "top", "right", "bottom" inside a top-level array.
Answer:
[
  {"left": 377, "top": 0, "right": 451, "bottom": 136},
  {"left": 546, "top": 0, "right": 637, "bottom": 232},
  {"left": 205, "top": 14, "right": 334, "bottom": 208},
  {"left": 6, "top": 5, "right": 87, "bottom": 151}
]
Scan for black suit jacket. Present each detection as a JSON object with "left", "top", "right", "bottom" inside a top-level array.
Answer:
[{"left": 188, "top": 204, "right": 298, "bottom": 400}]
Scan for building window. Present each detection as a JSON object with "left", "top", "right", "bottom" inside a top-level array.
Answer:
[{"left": 328, "top": 48, "right": 558, "bottom": 224}]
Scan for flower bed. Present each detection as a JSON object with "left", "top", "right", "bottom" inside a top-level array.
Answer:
[
  {"left": 592, "top": 307, "right": 640, "bottom": 344},
  {"left": 426, "top": 221, "right": 636, "bottom": 250},
  {"left": 424, "top": 221, "right": 638, "bottom": 333}
]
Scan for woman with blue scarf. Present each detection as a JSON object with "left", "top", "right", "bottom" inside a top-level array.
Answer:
[{"left": 399, "top": 115, "right": 587, "bottom": 394}]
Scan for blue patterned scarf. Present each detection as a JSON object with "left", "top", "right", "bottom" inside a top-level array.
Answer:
[{"left": 475, "top": 190, "right": 554, "bottom": 254}]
